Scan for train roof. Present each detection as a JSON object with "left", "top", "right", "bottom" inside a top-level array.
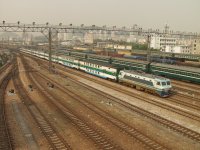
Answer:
[
  {"left": 87, "top": 53, "right": 111, "bottom": 59},
  {"left": 56, "top": 54, "right": 83, "bottom": 61},
  {"left": 151, "top": 62, "right": 200, "bottom": 73},
  {"left": 112, "top": 57, "right": 149, "bottom": 64},
  {"left": 56, "top": 54, "right": 71, "bottom": 58},
  {"left": 122, "top": 70, "right": 170, "bottom": 81},
  {"left": 82, "top": 59, "right": 117, "bottom": 68},
  {"left": 53, "top": 51, "right": 70, "bottom": 55}
]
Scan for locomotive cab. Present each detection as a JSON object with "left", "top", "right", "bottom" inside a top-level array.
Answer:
[{"left": 154, "top": 79, "right": 172, "bottom": 97}]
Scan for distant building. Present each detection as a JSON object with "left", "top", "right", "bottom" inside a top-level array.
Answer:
[
  {"left": 176, "top": 38, "right": 193, "bottom": 46},
  {"left": 73, "top": 46, "right": 88, "bottom": 51},
  {"left": 84, "top": 33, "right": 94, "bottom": 44},
  {"left": 150, "top": 36, "right": 176, "bottom": 50},
  {"left": 164, "top": 45, "right": 191, "bottom": 54},
  {"left": 96, "top": 42, "right": 111, "bottom": 48},
  {"left": 58, "top": 33, "right": 73, "bottom": 41},
  {"left": 96, "top": 42, "right": 132, "bottom": 50},
  {"left": 191, "top": 39, "right": 200, "bottom": 55},
  {"left": 113, "top": 45, "right": 132, "bottom": 50},
  {"left": 60, "top": 41, "right": 74, "bottom": 46},
  {"left": 58, "top": 33, "right": 65, "bottom": 41},
  {"left": 136, "top": 36, "right": 147, "bottom": 44},
  {"left": 66, "top": 33, "right": 74, "bottom": 40},
  {"left": 117, "top": 50, "right": 132, "bottom": 55},
  {"left": 127, "top": 34, "right": 137, "bottom": 43},
  {"left": 137, "top": 38, "right": 147, "bottom": 44}
]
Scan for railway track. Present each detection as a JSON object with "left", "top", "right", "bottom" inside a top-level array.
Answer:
[
  {"left": 0, "top": 71, "right": 13, "bottom": 150},
  {"left": 20, "top": 55, "right": 123, "bottom": 150},
  {"left": 47, "top": 62, "right": 200, "bottom": 122},
  {"left": 172, "top": 80, "right": 200, "bottom": 98},
  {"left": 172, "top": 80, "right": 200, "bottom": 93},
  {"left": 176, "top": 93, "right": 200, "bottom": 101},
  {"left": 0, "top": 61, "right": 11, "bottom": 74},
  {"left": 168, "top": 96, "right": 200, "bottom": 111},
  {"left": 26, "top": 72, "right": 123, "bottom": 149},
  {"left": 24, "top": 54, "right": 200, "bottom": 143},
  {"left": 12, "top": 64, "right": 72, "bottom": 150},
  {"left": 31, "top": 67, "right": 168, "bottom": 150},
  {"left": 173, "top": 86, "right": 200, "bottom": 98},
  {"left": 49, "top": 69, "right": 200, "bottom": 143}
]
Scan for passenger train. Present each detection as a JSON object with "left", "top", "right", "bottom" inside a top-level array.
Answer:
[{"left": 20, "top": 49, "right": 172, "bottom": 97}]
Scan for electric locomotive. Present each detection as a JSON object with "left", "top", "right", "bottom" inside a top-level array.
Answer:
[{"left": 118, "top": 70, "right": 172, "bottom": 97}]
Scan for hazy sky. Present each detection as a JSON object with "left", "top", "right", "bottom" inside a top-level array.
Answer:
[{"left": 0, "top": 0, "right": 200, "bottom": 32}]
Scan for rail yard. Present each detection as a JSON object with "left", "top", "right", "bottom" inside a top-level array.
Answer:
[
  {"left": 1, "top": 0, "right": 200, "bottom": 149},
  {"left": 0, "top": 48, "right": 199, "bottom": 150}
]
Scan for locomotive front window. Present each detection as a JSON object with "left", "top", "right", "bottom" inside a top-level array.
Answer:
[
  {"left": 162, "top": 82, "right": 166, "bottom": 86},
  {"left": 157, "top": 82, "right": 160, "bottom": 85},
  {"left": 167, "top": 81, "right": 170, "bottom": 85}
]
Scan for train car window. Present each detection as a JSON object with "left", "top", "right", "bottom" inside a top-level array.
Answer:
[
  {"left": 157, "top": 82, "right": 160, "bottom": 85},
  {"left": 167, "top": 81, "right": 170, "bottom": 85},
  {"left": 162, "top": 82, "right": 167, "bottom": 86}
]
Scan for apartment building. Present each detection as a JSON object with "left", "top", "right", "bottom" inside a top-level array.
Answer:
[
  {"left": 150, "top": 36, "right": 176, "bottom": 50},
  {"left": 191, "top": 39, "right": 200, "bottom": 54}
]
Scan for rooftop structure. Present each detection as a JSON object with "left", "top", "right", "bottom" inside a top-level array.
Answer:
[{"left": 163, "top": 45, "right": 191, "bottom": 54}]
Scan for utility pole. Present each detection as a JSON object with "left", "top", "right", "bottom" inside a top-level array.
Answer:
[
  {"left": 7, "top": 36, "right": 9, "bottom": 48},
  {"left": 147, "top": 35, "right": 151, "bottom": 63},
  {"left": 2, "top": 38, "right": 4, "bottom": 49},
  {"left": 48, "top": 28, "right": 52, "bottom": 72}
]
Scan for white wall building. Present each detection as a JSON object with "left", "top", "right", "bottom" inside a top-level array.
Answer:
[
  {"left": 113, "top": 45, "right": 132, "bottom": 50},
  {"left": 96, "top": 42, "right": 132, "bottom": 50},
  {"left": 191, "top": 39, "right": 200, "bottom": 55},
  {"left": 164, "top": 45, "right": 191, "bottom": 54},
  {"left": 127, "top": 34, "right": 137, "bottom": 43},
  {"left": 84, "top": 33, "right": 94, "bottom": 44},
  {"left": 176, "top": 38, "right": 193, "bottom": 46},
  {"left": 150, "top": 36, "right": 176, "bottom": 50}
]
